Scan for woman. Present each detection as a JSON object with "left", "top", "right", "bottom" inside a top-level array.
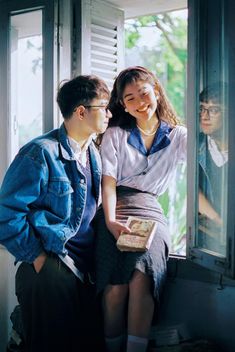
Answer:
[{"left": 95, "top": 66, "right": 187, "bottom": 352}]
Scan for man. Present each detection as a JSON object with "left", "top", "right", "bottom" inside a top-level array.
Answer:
[
  {"left": 0, "top": 75, "right": 111, "bottom": 352},
  {"left": 198, "top": 82, "right": 227, "bottom": 254}
]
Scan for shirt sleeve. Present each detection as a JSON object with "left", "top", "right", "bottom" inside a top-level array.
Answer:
[
  {"left": 177, "top": 126, "right": 187, "bottom": 163},
  {"left": 100, "top": 127, "right": 120, "bottom": 179}
]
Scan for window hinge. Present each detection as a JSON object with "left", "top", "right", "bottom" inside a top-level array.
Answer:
[
  {"left": 58, "top": 23, "right": 63, "bottom": 47},
  {"left": 13, "top": 115, "right": 18, "bottom": 134}
]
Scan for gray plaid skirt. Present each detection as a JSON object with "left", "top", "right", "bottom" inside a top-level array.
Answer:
[{"left": 95, "top": 187, "right": 170, "bottom": 301}]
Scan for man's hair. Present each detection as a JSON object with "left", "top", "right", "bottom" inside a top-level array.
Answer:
[
  {"left": 57, "top": 75, "right": 110, "bottom": 119},
  {"left": 200, "top": 81, "right": 227, "bottom": 104}
]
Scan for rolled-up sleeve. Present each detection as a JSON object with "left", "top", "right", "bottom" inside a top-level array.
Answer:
[{"left": 100, "top": 128, "right": 119, "bottom": 179}]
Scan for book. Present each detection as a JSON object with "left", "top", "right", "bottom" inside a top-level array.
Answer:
[{"left": 116, "top": 216, "right": 157, "bottom": 252}]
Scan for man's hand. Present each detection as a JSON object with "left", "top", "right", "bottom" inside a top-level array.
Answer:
[{"left": 33, "top": 252, "right": 47, "bottom": 273}]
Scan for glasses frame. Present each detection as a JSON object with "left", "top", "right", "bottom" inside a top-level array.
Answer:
[
  {"left": 83, "top": 105, "right": 110, "bottom": 113},
  {"left": 199, "top": 105, "right": 223, "bottom": 118}
]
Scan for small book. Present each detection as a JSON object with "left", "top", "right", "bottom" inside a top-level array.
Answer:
[{"left": 116, "top": 216, "right": 157, "bottom": 252}]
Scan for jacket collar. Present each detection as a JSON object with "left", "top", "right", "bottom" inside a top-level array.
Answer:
[
  {"left": 58, "top": 123, "right": 76, "bottom": 161},
  {"left": 127, "top": 121, "right": 172, "bottom": 156}
]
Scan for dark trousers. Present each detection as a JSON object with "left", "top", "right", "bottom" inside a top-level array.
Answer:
[{"left": 15, "top": 255, "right": 104, "bottom": 352}]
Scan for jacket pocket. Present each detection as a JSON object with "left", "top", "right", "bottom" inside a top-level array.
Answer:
[{"left": 46, "top": 178, "right": 74, "bottom": 219}]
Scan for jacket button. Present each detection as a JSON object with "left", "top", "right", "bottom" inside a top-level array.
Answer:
[{"left": 80, "top": 179, "right": 85, "bottom": 184}]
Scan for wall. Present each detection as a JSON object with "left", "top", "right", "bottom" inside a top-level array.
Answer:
[
  {"left": 156, "top": 260, "right": 235, "bottom": 352},
  {"left": 0, "top": 249, "right": 18, "bottom": 351}
]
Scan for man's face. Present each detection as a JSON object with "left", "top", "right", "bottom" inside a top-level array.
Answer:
[
  {"left": 84, "top": 97, "right": 112, "bottom": 134},
  {"left": 200, "top": 100, "right": 223, "bottom": 135}
]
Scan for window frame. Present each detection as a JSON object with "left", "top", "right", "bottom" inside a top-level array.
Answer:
[
  {"left": 0, "top": 0, "right": 65, "bottom": 178},
  {"left": 187, "top": 0, "right": 235, "bottom": 279}
]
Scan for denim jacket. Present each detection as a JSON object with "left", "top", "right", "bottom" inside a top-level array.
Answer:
[
  {"left": 198, "top": 132, "right": 213, "bottom": 203},
  {"left": 0, "top": 124, "right": 101, "bottom": 263}
]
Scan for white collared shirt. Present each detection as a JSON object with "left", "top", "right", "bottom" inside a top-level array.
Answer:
[
  {"left": 207, "top": 135, "right": 228, "bottom": 167},
  {"left": 101, "top": 123, "right": 187, "bottom": 196},
  {"left": 68, "top": 135, "right": 94, "bottom": 167}
]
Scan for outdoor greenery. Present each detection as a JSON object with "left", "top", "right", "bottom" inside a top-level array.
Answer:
[
  {"left": 125, "top": 10, "right": 187, "bottom": 254},
  {"left": 125, "top": 11, "right": 187, "bottom": 121}
]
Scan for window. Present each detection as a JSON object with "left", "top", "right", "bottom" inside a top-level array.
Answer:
[
  {"left": 73, "top": 0, "right": 124, "bottom": 90},
  {"left": 10, "top": 11, "right": 43, "bottom": 157},
  {"left": 0, "top": 0, "right": 63, "bottom": 169},
  {"left": 187, "top": 0, "right": 235, "bottom": 278}
]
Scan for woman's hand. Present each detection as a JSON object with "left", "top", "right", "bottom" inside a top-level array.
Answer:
[{"left": 106, "top": 220, "right": 131, "bottom": 240}]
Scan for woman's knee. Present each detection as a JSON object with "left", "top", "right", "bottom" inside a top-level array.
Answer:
[
  {"left": 103, "top": 284, "right": 128, "bottom": 308},
  {"left": 129, "top": 270, "right": 152, "bottom": 296}
]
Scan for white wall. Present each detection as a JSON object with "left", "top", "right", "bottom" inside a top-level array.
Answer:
[{"left": 0, "top": 249, "right": 18, "bottom": 351}]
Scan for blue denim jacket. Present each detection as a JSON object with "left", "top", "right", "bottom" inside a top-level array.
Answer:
[
  {"left": 0, "top": 124, "right": 101, "bottom": 263},
  {"left": 198, "top": 132, "right": 213, "bottom": 203}
]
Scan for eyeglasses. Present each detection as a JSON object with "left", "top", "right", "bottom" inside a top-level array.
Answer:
[
  {"left": 199, "top": 105, "right": 222, "bottom": 117},
  {"left": 84, "top": 105, "right": 110, "bottom": 113}
]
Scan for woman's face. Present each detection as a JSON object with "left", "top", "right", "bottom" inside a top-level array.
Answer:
[{"left": 122, "top": 80, "right": 158, "bottom": 123}]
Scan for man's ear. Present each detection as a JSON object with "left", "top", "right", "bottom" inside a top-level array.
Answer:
[{"left": 74, "top": 105, "right": 86, "bottom": 120}]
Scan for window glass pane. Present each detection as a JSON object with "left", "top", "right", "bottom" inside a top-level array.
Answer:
[
  {"left": 10, "top": 11, "right": 42, "bottom": 158},
  {"left": 197, "top": 2, "right": 227, "bottom": 256}
]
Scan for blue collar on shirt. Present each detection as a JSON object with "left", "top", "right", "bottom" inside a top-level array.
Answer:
[{"left": 127, "top": 121, "right": 172, "bottom": 156}]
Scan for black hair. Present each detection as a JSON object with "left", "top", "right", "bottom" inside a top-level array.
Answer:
[
  {"left": 200, "top": 81, "right": 227, "bottom": 104},
  {"left": 57, "top": 75, "right": 110, "bottom": 119}
]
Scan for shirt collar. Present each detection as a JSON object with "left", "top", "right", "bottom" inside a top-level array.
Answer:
[
  {"left": 58, "top": 123, "right": 95, "bottom": 166},
  {"left": 207, "top": 135, "right": 228, "bottom": 167},
  {"left": 68, "top": 134, "right": 94, "bottom": 167},
  {"left": 127, "top": 121, "right": 172, "bottom": 156}
]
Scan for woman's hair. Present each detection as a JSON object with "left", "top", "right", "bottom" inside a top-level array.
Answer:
[{"left": 108, "top": 66, "right": 179, "bottom": 129}]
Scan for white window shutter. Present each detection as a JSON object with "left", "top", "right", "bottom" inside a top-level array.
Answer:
[{"left": 81, "top": 0, "right": 124, "bottom": 89}]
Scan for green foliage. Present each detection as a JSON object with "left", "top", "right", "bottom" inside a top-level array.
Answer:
[{"left": 125, "top": 11, "right": 187, "bottom": 121}]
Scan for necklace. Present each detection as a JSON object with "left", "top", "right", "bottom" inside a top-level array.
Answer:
[{"left": 137, "top": 124, "right": 158, "bottom": 136}]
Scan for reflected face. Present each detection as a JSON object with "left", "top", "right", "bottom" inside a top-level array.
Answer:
[
  {"left": 200, "top": 100, "right": 223, "bottom": 135},
  {"left": 122, "top": 81, "right": 158, "bottom": 123}
]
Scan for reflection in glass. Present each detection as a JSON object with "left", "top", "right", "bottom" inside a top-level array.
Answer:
[
  {"left": 10, "top": 11, "right": 42, "bottom": 158},
  {"left": 198, "top": 82, "right": 227, "bottom": 256}
]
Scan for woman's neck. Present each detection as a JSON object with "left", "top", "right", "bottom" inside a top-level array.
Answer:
[{"left": 136, "top": 115, "right": 159, "bottom": 135}]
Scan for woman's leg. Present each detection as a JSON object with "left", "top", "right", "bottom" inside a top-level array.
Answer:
[
  {"left": 103, "top": 284, "right": 128, "bottom": 336},
  {"left": 103, "top": 284, "right": 129, "bottom": 351},
  {"left": 127, "top": 270, "right": 154, "bottom": 352}
]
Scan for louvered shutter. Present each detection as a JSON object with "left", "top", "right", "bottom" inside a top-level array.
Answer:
[{"left": 80, "top": 0, "right": 124, "bottom": 89}]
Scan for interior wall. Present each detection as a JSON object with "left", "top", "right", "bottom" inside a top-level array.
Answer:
[
  {"left": 0, "top": 249, "right": 18, "bottom": 351},
  {"left": 157, "top": 266, "right": 235, "bottom": 352}
]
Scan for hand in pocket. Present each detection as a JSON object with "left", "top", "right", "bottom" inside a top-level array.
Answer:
[{"left": 33, "top": 252, "right": 47, "bottom": 273}]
